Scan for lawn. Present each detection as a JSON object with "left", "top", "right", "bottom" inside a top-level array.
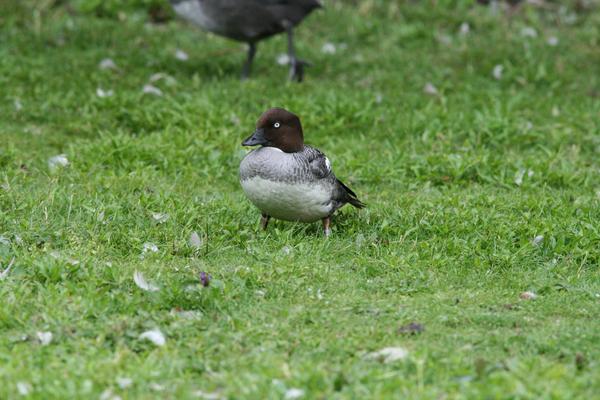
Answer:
[{"left": 1, "top": 0, "right": 600, "bottom": 398}]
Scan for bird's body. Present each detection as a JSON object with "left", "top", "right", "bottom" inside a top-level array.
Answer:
[
  {"left": 170, "top": 0, "right": 321, "bottom": 80},
  {"left": 239, "top": 108, "right": 364, "bottom": 236}
]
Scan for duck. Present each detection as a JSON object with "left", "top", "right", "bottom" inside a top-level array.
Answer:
[
  {"left": 169, "top": 0, "right": 322, "bottom": 81},
  {"left": 239, "top": 108, "right": 365, "bottom": 236}
]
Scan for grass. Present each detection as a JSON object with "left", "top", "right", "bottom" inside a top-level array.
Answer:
[{"left": 1, "top": 0, "right": 600, "bottom": 398}]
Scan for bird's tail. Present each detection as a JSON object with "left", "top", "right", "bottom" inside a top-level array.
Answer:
[{"left": 337, "top": 179, "right": 366, "bottom": 209}]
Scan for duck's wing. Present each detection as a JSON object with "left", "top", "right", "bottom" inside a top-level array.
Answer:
[{"left": 304, "top": 146, "right": 365, "bottom": 209}]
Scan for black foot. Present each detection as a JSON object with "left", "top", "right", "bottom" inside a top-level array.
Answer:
[{"left": 289, "top": 59, "right": 310, "bottom": 82}]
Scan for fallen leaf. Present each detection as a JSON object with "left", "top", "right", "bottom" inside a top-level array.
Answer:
[
  {"left": 365, "top": 347, "right": 408, "bottom": 363},
  {"left": 139, "top": 329, "right": 166, "bottom": 346},
  {"left": 133, "top": 270, "right": 160, "bottom": 292}
]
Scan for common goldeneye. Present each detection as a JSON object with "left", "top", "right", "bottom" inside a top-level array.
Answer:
[
  {"left": 239, "top": 108, "right": 365, "bottom": 236},
  {"left": 169, "top": 0, "right": 322, "bottom": 81}
]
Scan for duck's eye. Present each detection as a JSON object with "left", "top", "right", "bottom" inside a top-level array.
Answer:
[{"left": 274, "top": 122, "right": 281, "bottom": 128}]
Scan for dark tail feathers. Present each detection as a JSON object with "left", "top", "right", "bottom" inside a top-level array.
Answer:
[{"left": 337, "top": 179, "right": 366, "bottom": 209}]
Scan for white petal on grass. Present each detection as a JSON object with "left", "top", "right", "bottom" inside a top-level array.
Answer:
[
  {"left": 189, "top": 231, "right": 202, "bottom": 249},
  {"left": 192, "top": 390, "right": 222, "bottom": 400},
  {"left": 133, "top": 270, "right": 160, "bottom": 292},
  {"left": 175, "top": 49, "right": 189, "bottom": 61},
  {"left": 48, "top": 154, "right": 69, "bottom": 170},
  {"left": 0, "top": 236, "right": 9, "bottom": 246},
  {"left": 14, "top": 99, "right": 23, "bottom": 111},
  {"left": 99, "top": 388, "right": 121, "bottom": 400},
  {"left": 521, "top": 27, "right": 538, "bottom": 38},
  {"left": 552, "top": 106, "right": 560, "bottom": 117},
  {"left": 532, "top": 235, "right": 544, "bottom": 246},
  {"left": 423, "top": 82, "right": 439, "bottom": 96},
  {"left": 276, "top": 53, "right": 290, "bottom": 66},
  {"left": 514, "top": 169, "right": 525, "bottom": 186},
  {"left": 284, "top": 388, "right": 305, "bottom": 400},
  {"left": 99, "top": 58, "right": 117, "bottom": 70},
  {"left": 492, "top": 64, "right": 503, "bottom": 80},
  {"left": 151, "top": 212, "right": 169, "bottom": 224},
  {"left": 520, "top": 291, "right": 537, "bottom": 300},
  {"left": 459, "top": 22, "right": 470, "bottom": 35},
  {"left": 36, "top": 331, "right": 53, "bottom": 346},
  {"left": 149, "top": 73, "right": 177, "bottom": 86},
  {"left": 96, "top": 88, "right": 114, "bottom": 98},
  {"left": 547, "top": 36, "right": 559, "bottom": 46},
  {"left": 17, "top": 382, "right": 32, "bottom": 396},
  {"left": 116, "top": 377, "right": 133, "bottom": 389},
  {"left": 139, "top": 329, "right": 166, "bottom": 346},
  {"left": 142, "top": 84, "right": 163, "bottom": 96},
  {"left": 527, "top": 169, "right": 534, "bottom": 178},
  {"left": 365, "top": 347, "right": 409, "bottom": 363},
  {"left": 321, "top": 42, "right": 337, "bottom": 54},
  {"left": 140, "top": 242, "right": 158, "bottom": 259},
  {"left": 149, "top": 383, "right": 165, "bottom": 392}
]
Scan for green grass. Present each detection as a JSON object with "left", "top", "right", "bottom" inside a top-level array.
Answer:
[{"left": 2, "top": 0, "right": 600, "bottom": 398}]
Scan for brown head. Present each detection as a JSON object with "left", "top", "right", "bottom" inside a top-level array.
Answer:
[{"left": 242, "top": 108, "right": 304, "bottom": 153}]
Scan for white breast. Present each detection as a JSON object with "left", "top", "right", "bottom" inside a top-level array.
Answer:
[{"left": 241, "top": 177, "right": 333, "bottom": 223}]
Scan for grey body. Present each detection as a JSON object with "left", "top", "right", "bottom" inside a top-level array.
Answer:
[
  {"left": 170, "top": 0, "right": 320, "bottom": 43},
  {"left": 239, "top": 146, "right": 351, "bottom": 222}
]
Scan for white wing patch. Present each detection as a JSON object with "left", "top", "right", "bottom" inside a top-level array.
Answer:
[{"left": 324, "top": 157, "right": 331, "bottom": 173}]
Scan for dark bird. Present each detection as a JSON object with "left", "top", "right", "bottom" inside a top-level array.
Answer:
[
  {"left": 239, "top": 108, "right": 365, "bottom": 236},
  {"left": 170, "top": 0, "right": 322, "bottom": 81}
]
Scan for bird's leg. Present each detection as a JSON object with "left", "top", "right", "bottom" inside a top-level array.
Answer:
[
  {"left": 242, "top": 42, "right": 257, "bottom": 80},
  {"left": 322, "top": 216, "right": 331, "bottom": 237},
  {"left": 285, "top": 23, "right": 309, "bottom": 82},
  {"left": 260, "top": 213, "right": 271, "bottom": 230}
]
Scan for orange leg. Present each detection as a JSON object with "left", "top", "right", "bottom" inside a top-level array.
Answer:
[{"left": 322, "top": 216, "right": 331, "bottom": 237}]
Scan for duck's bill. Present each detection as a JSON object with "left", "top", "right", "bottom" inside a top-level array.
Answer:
[{"left": 242, "top": 128, "right": 267, "bottom": 146}]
